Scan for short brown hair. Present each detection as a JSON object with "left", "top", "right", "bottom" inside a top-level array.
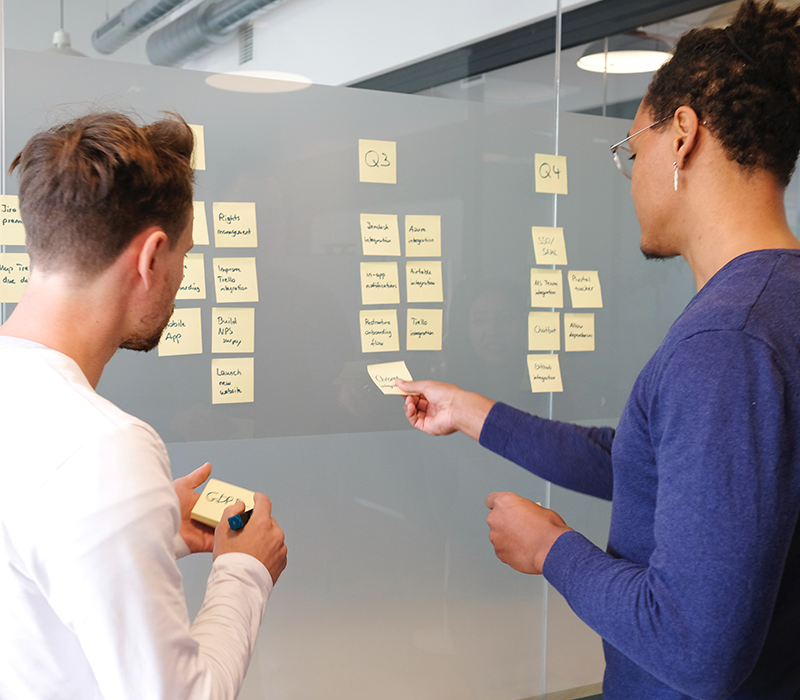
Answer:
[
  {"left": 644, "top": 0, "right": 800, "bottom": 187},
  {"left": 9, "top": 111, "right": 195, "bottom": 275}
]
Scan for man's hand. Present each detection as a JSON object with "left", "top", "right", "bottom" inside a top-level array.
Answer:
[
  {"left": 396, "top": 378, "right": 495, "bottom": 441},
  {"left": 485, "top": 492, "right": 572, "bottom": 575},
  {"left": 173, "top": 462, "right": 215, "bottom": 554},
  {"left": 214, "top": 493, "right": 287, "bottom": 584}
]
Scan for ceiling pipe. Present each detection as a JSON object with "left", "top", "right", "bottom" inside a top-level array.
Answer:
[
  {"left": 146, "top": 0, "right": 289, "bottom": 67},
  {"left": 92, "top": 0, "right": 193, "bottom": 55}
]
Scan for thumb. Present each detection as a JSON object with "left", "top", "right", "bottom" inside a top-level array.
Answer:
[
  {"left": 187, "top": 462, "right": 212, "bottom": 488},
  {"left": 395, "top": 378, "right": 423, "bottom": 393},
  {"left": 485, "top": 492, "right": 500, "bottom": 509}
]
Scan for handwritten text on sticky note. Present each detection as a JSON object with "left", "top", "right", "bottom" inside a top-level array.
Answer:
[
  {"left": 159, "top": 307, "right": 203, "bottom": 357},
  {"left": 535, "top": 154, "right": 568, "bottom": 194},
  {"left": 212, "top": 357, "right": 255, "bottom": 404},
  {"left": 367, "top": 360, "right": 413, "bottom": 395},
  {"left": 0, "top": 195, "right": 25, "bottom": 245},
  {"left": 567, "top": 271, "right": 603, "bottom": 308},
  {"left": 528, "top": 311, "right": 561, "bottom": 351},
  {"left": 0, "top": 253, "right": 30, "bottom": 302},
  {"left": 407, "top": 308, "right": 443, "bottom": 351},
  {"left": 212, "top": 307, "right": 255, "bottom": 354},
  {"left": 213, "top": 257, "right": 259, "bottom": 303},
  {"left": 360, "top": 262, "right": 400, "bottom": 305},
  {"left": 527, "top": 354, "right": 564, "bottom": 393},
  {"left": 213, "top": 202, "right": 257, "bottom": 248},
  {"left": 532, "top": 226, "right": 568, "bottom": 266},
  {"left": 406, "top": 261, "right": 443, "bottom": 303},
  {"left": 359, "top": 139, "right": 397, "bottom": 184},
  {"left": 360, "top": 213, "right": 400, "bottom": 256},
  {"left": 405, "top": 215, "right": 441, "bottom": 257},
  {"left": 531, "top": 268, "right": 563, "bottom": 308},
  {"left": 565, "top": 313, "right": 595, "bottom": 352},
  {"left": 360, "top": 309, "right": 399, "bottom": 353},
  {"left": 176, "top": 253, "right": 206, "bottom": 300}
]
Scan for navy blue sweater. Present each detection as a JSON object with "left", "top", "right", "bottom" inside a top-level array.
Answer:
[{"left": 480, "top": 250, "right": 800, "bottom": 699}]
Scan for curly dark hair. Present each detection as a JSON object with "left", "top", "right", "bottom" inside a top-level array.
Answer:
[
  {"left": 644, "top": 0, "right": 800, "bottom": 187},
  {"left": 9, "top": 111, "right": 195, "bottom": 276}
]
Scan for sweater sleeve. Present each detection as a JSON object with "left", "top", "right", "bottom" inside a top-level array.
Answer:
[
  {"left": 542, "top": 331, "right": 800, "bottom": 700},
  {"left": 36, "top": 423, "right": 272, "bottom": 700},
  {"left": 479, "top": 402, "right": 615, "bottom": 500}
]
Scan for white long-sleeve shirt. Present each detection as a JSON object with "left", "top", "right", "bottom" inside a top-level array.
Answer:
[{"left": 0, "top": 337, "right": 272, "bottom": 699}]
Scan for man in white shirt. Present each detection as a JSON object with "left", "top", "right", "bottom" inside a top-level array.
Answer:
[{"left": 0, "top": 111, "right": 287, "bottom": 699}]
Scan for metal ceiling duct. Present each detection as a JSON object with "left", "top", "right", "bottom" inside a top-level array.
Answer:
[
  {"left": 92, "top": 0, "right": 192, "bottom": 55},
  {"left": 146, "top": 0, "right": 289, "bottom": 67}
]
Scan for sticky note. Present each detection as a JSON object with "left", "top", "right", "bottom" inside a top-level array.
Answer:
[
  {"left": 359, "top": 139, "right": 397, "bottom": 184},
  {"left": 212, "top": 307, "right": 255, "bottom": 354},
  {"left": 367, "top": 360, "right": 414, "bottom": 395},
  {"left": 406, "top": 261, "right": 443, "bottom": 303},
  {"left": 567, "top": 270, "right": 603, "bottom": 308},
  {"left": 213, "top": 202, "right": 257, "bottom": 248},
  {"left": 212, "top": 357, "right": 255, "bottom": 404},
  {"left": 360, "top": 213, "right": 400, "bottom": 256},
  {"left": 528, "top": 311, "right": 560, "bottom": 351},
  {"left": 405, "top": 215, "right": 441, "bottom": 257},
  {"left": 407, "top": 308, "right": 443, "bottom": 351},
  {"left": 213, "top": 257, "right": 259, "bottom": 303},
  {"left": 189, "top": 124, "right": 206, "bottom": 170},
  {"left": 176, "top": 253, "right": 206, "bottom": 300},
  {"left": 531, "top": 268, "right": 563, "bottom": 308},
  {"left": 158, "top": 307, "right": 202, "bottom": 357},
  {"left": 527, "top": 354, "right": 563, "bottom": 393},
  {"left": 190, "top": 478, "right": 255, "bottom": 527},
  {"left": 360, "top": 262, "right": 400, "bottom": 305},
  {"left": 192, "top": 201, "right": 209, "bottom": 245},
  {"left": 360, "top": 309, "right": 399, "bottom": 353},
  {"left": 0, "top": 195, "right": 25, "bottom": 245},
  {"left": 532, "top": 226, "right": 567, "bottom": 266},
  {"left": 535, "top": 153, "right": 568, "bottom": 194},
  {"left": 0, "top": 252, "right": 30, "bottom": 302},
  {"left": 565, "top": 313, "right": 595, "bottom": 352}
]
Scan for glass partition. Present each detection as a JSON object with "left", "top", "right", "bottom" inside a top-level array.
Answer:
[{"left": 6, "top": 2, "right": 778, "bottom": 699}]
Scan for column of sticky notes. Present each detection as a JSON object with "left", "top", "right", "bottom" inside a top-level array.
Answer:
[{"left": 530, "top": 155, "right": 603, "bottom": 393}]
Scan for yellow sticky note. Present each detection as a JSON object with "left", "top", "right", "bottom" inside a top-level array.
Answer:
[
  {"left": 190, "top": 478, "right": 255, "bottom": 527},
  {"left": 176, "top": 253, "right": 206, "bottom": 300},
  {"left": 567, "top": 270, "right": 603, "bottom": 308},
  {"left": 535, "top": 153, "right": 568, "bottom": 194},
  {"left": 565, "top": 313, "right": 595, "bottom": 352},
  {"left": 212, "top": 357, "right": 255, "bottom": 404},
  {"left": 0, "top": 195, "right": 25, "bottom": 245},
  {"left": 192, "top": 201, "right": 209, "bottom": 245},
  {"left": 213, "top": 258, "right": 259, "bottom": 303},
  {"left": 531, "top": 268, "right": 563, "bottom": 308},
  {"left": 212, "top": 307, "right": 255, "bottom": 354},
  {"left": 189, "top": 124, "right": 206, "bottom": 170},
  {"left": 360, "top": 213, "right": 400, "bottom": 256},
  {"left": 359, "top": 139, "right": 397, "bottom": 184},
  {"left": 0, "top": 253, "right": 30, "bottom": 302},
  {"left": 360, "top": 309, "right": 399, "bottom": 353},
  {"left": 532, "top": 226, "right": 568, "bottom": 266},
  {"left": 527, "top": 354, "right": 564, "bottom": 393},
  {"left": 407, "top": 308, "right": 443, "bottom": 351},
  {"left": 360, "top": 262, "right": 400, "bottom": 305},
  {"left": 405, "top": 215, "right": 441, "bottom": 257},
  {"left": 406, "top": 261, "right": 443, "bottom": 303},
  {"left": 158, "top": 307, "right": 203, "bottom": 357},
  {"left": 528, "top": 311, "right": 560, "bottom": 351},
  {"left": 213, "top": 202, "right": 257, "bottom": 248},
  {"left": 367, "top": 360, "right": 414, "bottom": 395}
]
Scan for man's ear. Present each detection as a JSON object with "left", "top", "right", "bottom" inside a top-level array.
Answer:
[
  {"left": 672, "top": 105, "right": 701, "bottom": 169},
  {"left": 135, "top": 227, "right": 169, "bottom": 291}
]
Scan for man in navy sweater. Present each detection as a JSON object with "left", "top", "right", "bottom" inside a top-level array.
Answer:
[{"left": 397, "top": 2, "right": 800, "bottom": 698}]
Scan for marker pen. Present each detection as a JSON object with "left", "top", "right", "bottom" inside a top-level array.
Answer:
[{"left": 228, "top": 508, "right": 253, "bottom": 531}]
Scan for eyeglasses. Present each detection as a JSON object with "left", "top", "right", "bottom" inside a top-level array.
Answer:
[{"left": 609, "top": 114, "right": 673, "bottom": 179}]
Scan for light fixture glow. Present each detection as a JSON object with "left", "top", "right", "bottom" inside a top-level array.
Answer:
[
  {"left": 205, "top": 70, "right": 313, "bottom": 93},
  {"left": 577, "top": 49, "right": 672, "bottom": 74}
]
